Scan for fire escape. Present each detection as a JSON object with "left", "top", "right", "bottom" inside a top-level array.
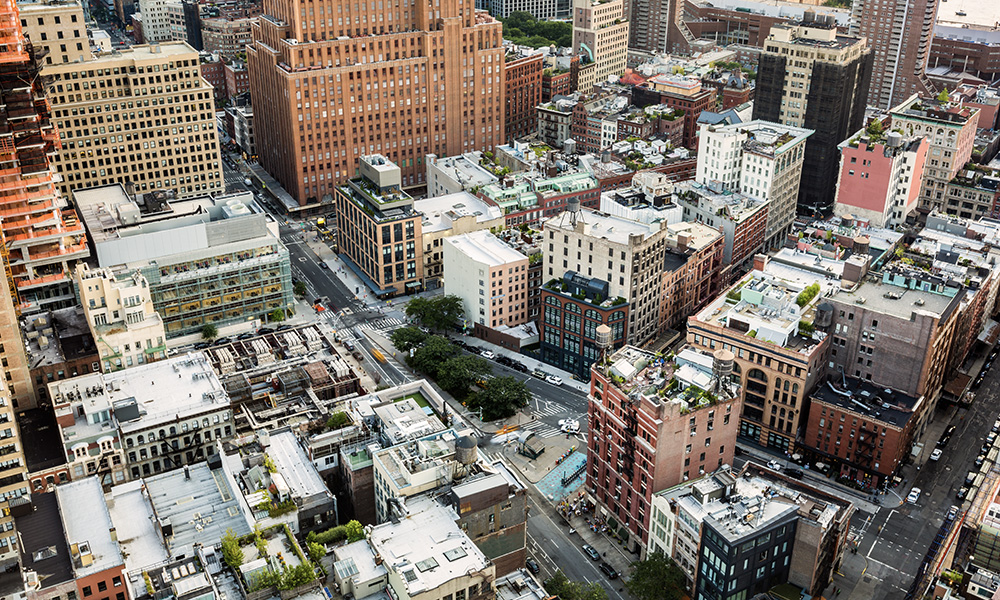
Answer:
[{"left": 853, "top": 425, "right": 875, "bottom": 472}]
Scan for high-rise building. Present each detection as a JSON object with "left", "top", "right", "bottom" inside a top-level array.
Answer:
[
  {"left": 248, "top": 0, "right": 505, "bottom": 205},
  {"left": 850, "top": 0, "right": 938, "bottom": 110},
  {"left": 136, "top": 0, "right": 172, "bottom": 42},
  {"left": 504, "top": 50, "right": 543, "bottom": 144},
  {"left": 754, "top": 18, "right": 872, "bottom": 214},
  {"left": 624, "top": 0, "right": 694, "bottom": 55},
  {"left": 44, "top": 42, "right": 224, "bottom": 200},
  {"left": 572, "top": 0, "right": 629, "bottom": 89},
  {"left": 17, "top": 0, "right": 91, "bottom": 66}
]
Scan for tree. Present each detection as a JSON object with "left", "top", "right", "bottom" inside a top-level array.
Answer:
[
  {"left": 326, "top": 411, "right": 351, "bottom": 430},
  {"left": 937, "top": 87, "right": 951, "bottom": 103},
  {"left": 544, "top": 571, "right": 579, "bottom": 600},
  {"left": 411, "top": 335, "right": 459, "bottom": 375},
  {"left": 307, "top": 541, "right": 326, "bottom": 563},
  {"left": 390, "top": 326, "right": 428, "bottom": 352},
  {"left": 469, "top": 375, "right": 531, "bottom": 421},
  {"left": 293, "top": 281, "right": 308, "bottom": 297},
  {"left": 221, "top": 528, "right": 244, "bottom": 569},
  {"left": 270, "top": 308, "right": 286, "bottom": 322},
  {"left": 345, "top": 519, "right": 365, "bottom": 542},
  {"left": 436, "top": 355, "right": 493, "bottom": 395},
  {"left": 404, "top": 295, "right": 465, "bottom": 331},
  {"left": 865, "top": 118, "right": 884, "bottom": 138},
  {"left": 796, "top": 282, "right": 821, "bottom": 307},
  {"left": 202, "top": 324, "right": 218, "bottom": 340},
  {"left": 624, "top": 552, "right": 687, "bottom": 600}
]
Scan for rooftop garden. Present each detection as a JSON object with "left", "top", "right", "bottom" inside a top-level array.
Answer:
[
  {"left": 352, "top": 176, "right": 410, "bottom": 205},
  {"left": 544, "top": 278, "right": 626, "bottom": 307},
  {"left": 222, "top": 525, "right": 320, "bottom": 594},
  {"left": 479, "top": 151, "right": 511, "bottom": 177}
]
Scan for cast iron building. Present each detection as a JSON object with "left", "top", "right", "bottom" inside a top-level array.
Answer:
[
  {"left": 248, "top": 0, "right": 505, "bottom": 205},
  {"left": 753, "top": 18, "right": 871, "bottom": 215}
]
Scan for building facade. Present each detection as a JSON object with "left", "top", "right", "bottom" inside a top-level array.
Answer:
[
  {"left": 504, "top": 52, "right": 543, "bottom": 144},
  {"left": 659, "top": 222, "right": 726, "bottom": 331},
  {"left": 633, "top": 75, "right": 716, "bottom": 149},
  {"left": 247, "top": 0, "right": 505, "bottom": 204},
  {"left": 754, "top": 20, "right": 872, "bottom": 214},
  {"left": 200, "top": 17, "right": 252, "bottom": 59},
  {"left": 18, "top": 0, "right": 91, "bottom": 66},
  {"left": 833, "top": 130, "right": 928, "bottom": 227},
  {"left": 443, "top": 231, "right": 530, "bottom": 332},
  {"left": 572, "top": 0, "right": 629, "bottom": 88}
]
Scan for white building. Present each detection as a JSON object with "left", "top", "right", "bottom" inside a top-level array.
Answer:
[
  {"left": 697, "top": 120, "right": 812, "bottom": 248},
  {"left": 443, "top": 230, "right": 530, "bottom": 330},
  {"left": 425, "top": 152, "right": 498, "bottom": 197},
  {"left": 230, "top": 104, "right": 256, "bottom": 158},
  {"left": 136, "top": 0, "right": 174, "bottom": 42}
]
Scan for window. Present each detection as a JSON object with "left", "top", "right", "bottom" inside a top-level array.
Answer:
[
  {"left": 98, "top": 582, "right": 107, "bottom": 593},
  {"left": 83, "top": 588, "right": 92, "bottom": 598}
]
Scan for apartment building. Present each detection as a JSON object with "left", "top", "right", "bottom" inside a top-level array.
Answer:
[
  {"left": 505, "top": 51, "right": 544, "bottom": 144},
  {"left": 570, "top": 94, "right": 628, "bottom": 153},
  {"left": 335, "top": 156, "right": 424, "bottom": 298},
  {"left": 659, "top": 222, "right": 726, "bottom": 331},
  {"left": 443, "top": 231, "right": 530, "bottom": 335},
  {"left": 0, "top": 373, "right": 26, "bottom": 566},
  {"left": 931, "top": 26, "right": 1000, "bottom": 85},
  {"left": 18, "top": 0, "right": 91, "bottom": 65},
  {"left": 633, "top": 75, "right": 717, "bottom": 149},
  {"left": 22, "top": 308, "right": 99, "bottom": 410},
  {"left": 44, "top": 42, "right": 224, "bottom": 200},
  {"left": 688, "top": 259, "right": 832, "bottom": 452},
  {"left": 75, "top": 185, "right": 293, "bottom": 338},
  {"left": 833, "top": 129, "right": 928, "bottom": 227},
  {"left": 229, "top": 104, "right": 255, "bottom": 158},
  {"left": 674, "top": 180, "right": 768, "bottom": 271},
  {"left": 850, "top": 0, "right": 937, "bottom": 109},
  {"left": 587, "top": 345, "right": 742, "bottom": 549},
  {"left": 754, "top": 18, "right": 872, "bottom": 213},
  {"left": 416, "top": 192, "right": 504, "bottom": 289},
  {"left": 74, "top": 264, "right": 167, "bottom": 372},
  {"left": 223, "top": 60, "right": 249, "bottom": 98},
  {"left": 648, "top": 465, "right": 853, "bottom": 598},
  {"left": 890, "top": 94, "right": 979, "bottom": 214},
  {"left": 944, "top": 168, "right": 1000, "bottom": 220},
  {"left": 247, "top": 0, "right": 505, "bottom": 204},
  {"left": 572, "top": 0, "right": 629, "bottom": 88},
  {"left": 697, "top": 120, "right": 812, "bottom": 248},
  {"left": 479, "top": 0, "right": 570, "bottom": 19},
  {"left": 425, "top": 152, "right": 498, "bottom": 197},
  {"left": 200, "top": 17, "right": 252, "bottom": 59},
  {"left": 537, "top": 97, "right": 577, "bottom": 148},
  {"left": 478, "top": 170, "right": 601, "bottom": 227}
]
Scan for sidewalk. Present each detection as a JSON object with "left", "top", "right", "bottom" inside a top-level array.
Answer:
[{"left": 453, "top": 335, "right": 590, "bottom": 396}]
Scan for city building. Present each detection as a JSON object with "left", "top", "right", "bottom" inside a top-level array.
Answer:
[
  {"left": 49, "top": 352, "right": 233, "bottom": 481},
  {"left": 74, "top": 184, "right": 293, "bottom": 338},
  {"left": 425, "top": 152, "right": 498, "bottom": 198},
  {"left": 44, "top": 42, "right": 224, "bottom": 200},
  {"left": 229, "top": 104, "right": 255, "bottom": 158},
  {"left": 944, "top": 167, "right": 1000, "bottom": 221},
  {"left": 537, "top": 97, "right": 577, "bottom": 148},
  {"left": 0, "top": 373, "right": 27, "bottom": 566},
  {"left": 930, "top": 26, "right": 1000, "bottom": 85},
  {"left": 754, "top": 19, "right": 872, "bottom": 214},
  {"left": 570, "top": 94, "right": 629, "bottom": 154},
  {"left": 17, "top": 0, "right": 91, "bottom": 65},
  {"left": 200, "top": 52, "right": 226, "bottom": 102},
  {"left": 688, "top": 258, "right": 834, "bottom": 452},
  {"left": 572, "top": 0, "right": 629, "bottom": 89},
  {"left": 849, "top": 0, "right": 937, "bottom": 110},
  {"left": 443, "top": 231, "right": 530, "bottom": 337},
  {"left": 23, "top": 308, "right": 99, "bottom": 409},
  {"left": 335, "top": 156, "right": 424, "bottom": 298},
  {"left": 542, "top": 66, "right": 573, "bottom": 102},
  {"left": 247, "top": 0, "right": 505, "bottom": 204},
  {"left": 478, "top": 0, "right": 569, "bottom": 19},
  {"left": 505, "top": 51, "right": 544, "bottom": 144},
  {"left": 540, "top": 208, "right": 672, "bottom": 377},
  {"left": 417, "top": 192, "right": 505, "bottom": 290},
  {"left": 136, "top": 0, "right": 172, "bottom": 42},
  {"left": 74, "top": 264, "right": 167, "bottom": 372},
  {"left": 890, "top": 94, "right": 979, "bottom": 215},
  {"left": 674, "top": 180, "right": 768, "bottom": 271},
  {"left": 633, "top": 75, "right": 717, "bottom": 149},
  {"left": 659, "top": 222, "right": 726, "bottom": 331},
  {"left": 696, "top": 120, "right": 812, "bottom": 248},
  {"left": 200, "top": 16, "right": 252, "bottom": 59},
  {"left": 648, "top": 464, "right": 853, "bottom": 598},
  {"left": 804, "top": 377, "right": 921, "bottom": 490},
  {"left": 833, "top": 128, "right": 928, "bottom": 227},
  {"left": 625, "top": 0, "right": 693, "bottom": 55},
  {"left": 223, "top": 60, "right": 249, "bottom": 98},
  {"left": 587, "top": 345, "right": 742, "bottom": 549},
  {"left": 478, "top": 169, "right": 601, "bottom": 227}
]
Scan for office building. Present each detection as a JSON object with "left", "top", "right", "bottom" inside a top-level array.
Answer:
[
  {"left": 627, "top": 0, "right": 694, "bottom": 55},
  {"left": 335, "top": 156, "right": 424, "bottom": 298},
  {"left": 75, "top": 184, "right": 293, "bottom": 338},
  {"left": 74, "top": 264, "right": 167, "bottom": 372},
  {"left": 931, "top": 26, "right": 1000, "bottom": 85},
  {"left": 572, "top": 0, "right": 629, "bottom": 88},
  {"left": 478, "top": 0, "right": 569, "bottom": 19},
  {"left": 833, "top": 128, "right": 928, "bottom": 227},
  {"left": 697, "top": 120, "right": 812, "bottom": 248},
  {"left": 18, "top": 0, "right": 91, "bottom": 65},
  {"left": 754, "top": 19, "right": 872, "bottom": 214},
  {"left": 136, "top": 0, "right": 173, "bottom": 42},
  {"left": 849, "top": 0, "right": 938, "bottom": 110},
  {"left": 201, "top": 16, "right": 252, "bottom": 59},
  {"left": 425, "top": 152, "right": 498, "bottom": 197},
  {"left": 247, "top": 0, "right": 505, "bottom": 204},
  {"left": 443, "top": 231, "right": 530, "bottom": 336},
  {"left": 890, "top": 94, "right": 979, "bottom": 214},
  {"left": 44, "top": 42, "right": 224, "bottom": 200},
  {"left": 648, "top": 465, "right": 853, "bottom": 598},
  {"left": 505, "top": 51, "right": 544, "bottom": 144},
  {"left": 587, "top": 345, "right": 742, "bottom": 549}
]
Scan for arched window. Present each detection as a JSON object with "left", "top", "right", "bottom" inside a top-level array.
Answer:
[
  {"left": 545, "top": 296, "right": 561, "bottom": 307},
  {"left": 747, "top": 368, "right": 767, "bottom": 382},
  {"left": 566, "top": 303, "right": 581, "bottom": 314}
]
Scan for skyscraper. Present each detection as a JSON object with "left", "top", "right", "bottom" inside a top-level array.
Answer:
[
  {"left": 572, "top": 0, "right": 629, "bottom": 90},
  {"left": 754, "top": 17, "right": 872, "bottom": 214},
  {"left": 248, "top": 0, "right": 505, "bottom": 205},
  {"left": 625, "top": 0, "right": 693, "bottom": 54},
  {"left": 850, "top": 0, "right": 938, "bottom": 110}
]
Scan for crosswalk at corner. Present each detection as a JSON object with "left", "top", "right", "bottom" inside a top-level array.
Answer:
[
  {"left": 357, "top": 317, "right": 404, "bottom": 334},
  {"left": 522, "top": 420, "right": 562, "bottom": 438}
]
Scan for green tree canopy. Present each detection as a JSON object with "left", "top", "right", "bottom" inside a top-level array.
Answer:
[
  {"left": 937, "top": 87, "right": 951, "bottom": 102},
  {"left": 405, "top": 295, "right": 465, "bottom": 331},
  {"left": 501, "top": 12, "right": 572, "bottom": 47},
  {"left": 221, "top": 528, "right": 244, "bottom": 569},
  {"left": 326, "top": 411, "right": 351, "bottom": 430},
  {"left": 436, "top": 355, "right": 493, "bottom": 395},
  {"left": 468, "top": 375, "right": 531, "bottom": 420},
  {"left": 202, "top": 324, "right": 218, "bottom": 340},
  {"left": 345, "top": 520, "right": 365, "bottom": 542},
  {"left": 543, "top": 571, "right": 608, "bottom": 600},
  {"left": 270, "top": 308, "right": 286, "bottom": 322},
  {"left": 411, "top": 335, "right": 459, "bottom": 375},
  {"left": 624, "top": 552, "right": 687, "bottom": 600},
  {"left": 390, "top": 326, "right": 428, "bottom": 352},
  {"left": 293, "top": 280, "right": 308, "bottom": 297}
]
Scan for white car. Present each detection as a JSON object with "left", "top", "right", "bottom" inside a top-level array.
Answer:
[
  {"left": 907, "top": 487, "right": 922, "bottom": 504},
  {"left": 930, "top": 448, "right": 943, "bottom": 461},
  {"left": 480, "top": 350, "right": 496, "bottom": 359},
  {"left": 559, "top": 419, "right": 580, "bottom": 434},
  {"left": 546, "top": 375, "right": 564, "bottom": 386},
  {"left": 766, "top": 460, "right": 783, "bottom": 472}
]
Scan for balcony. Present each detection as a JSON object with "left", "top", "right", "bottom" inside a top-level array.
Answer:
[
  {"left": 15, "top": 272, "right": 66, "bottom": 290},
  {"left": 5, "top": 220, "right": 85, "bottom": 245},
  {"left": 14, "top": 241, "right": 88, "bottom": 264}
]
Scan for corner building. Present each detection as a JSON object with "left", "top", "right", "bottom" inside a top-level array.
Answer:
[{"left": 247, "top": 0, "right": 506, "bottom": 205}]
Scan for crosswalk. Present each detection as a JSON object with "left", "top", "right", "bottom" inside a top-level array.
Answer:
[
  {"left": 357, "top": 317, "right": 404, "bottom": 334},
  {"left": 522, "top": 420, "right": 563, "bottom": 438}
]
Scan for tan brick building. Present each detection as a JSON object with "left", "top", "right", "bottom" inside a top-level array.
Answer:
[
  {"left": 248, "top": 0, "right": 505, "bottom": 205},
  {"left": 18, "top": 0, "right": 91, "bottom": 66},
  {"left": 572, "top": 0, "right": 629, "bottom": 89},
  {"left": 44, "top": 42, "right": 224, "bottom": 199}
]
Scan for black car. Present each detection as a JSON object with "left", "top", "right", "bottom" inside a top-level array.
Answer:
[
  {"left": 277, "top": 324, "right": 292, "bottom": 331},
  {"left": 525, "top": 558, "right": 540, "bottom": 574},
  {"left": 785, "top": 468, "right": 804, "bottom": 480},
  {"left": 937, "top": 435, "right": 951, "bottom": 448},
  {"left": 599, "top": 562, "right": 619, "bottom": 579},
  {"left": 194, "top": 341, "right": 210, "bottom": 350},
  {"left": 943, "top": 425, "right": 957, "bottom": 438},
  {"left": 213, "top": 337, "right": 232, "bottom": 346},
  {"left": 237, "top": 332, "right": 255, "bottom": 340},
  {"left": 258, "top": 327, "right": 274, "bottom": 335}
]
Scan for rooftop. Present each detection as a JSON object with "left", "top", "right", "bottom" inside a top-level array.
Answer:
[
  {"left": 494, "top": 569, "right": 548, "bottom": 600},
  {"left": 810, "top": 377, "right": 920, "bottom": 428},
  {"left": 23, "top": 307, "right": 95, "bottom": 368},
  {"left": 371, "top": 429, "right": 472, "bottom": 492},
  {"left": 55, "top": 477, "right": 124, "bottom": 578},
  {"left": 426, "top": 153, "right": 497, "bottom": 191},
  {"left": 364, "top": 385, "right": 447, "bottom": 445},
  {"left": 267, "top": 431, "right": 329, "bottom": 499},
  {"left": 333, "top": 539, "right": 388, "bottom": 588},
  {"left": 544, "top": 208, "right": 663, "bottom": 245},
  {"left": 832, "top": 277, "right": 960, "bottom": 321},
  {"left": 444, "top": 231, "right": 528, "bottom": 268},
  {"left": 107, "top": 481, "right": 170, "bottom": 573},
  {"left": 666, "top": 221, "right": 723, "bottom": 252},
  {"left": 891, "top": 95, "right": 979, "bottom": 125},
  {"left": 768, "top": 20, "right": 865, "bottom": 51},
  {"left": 17, "top": 492, "right": 73, "bottom": 590},
  {"left": 706, "top": 119, "right": 814, "bottom": 157},
  {"left": 597, "top": 345, "right": 740, "bottom": 408},
  {"left": 675, "top": 180, "right": 768, "bottom": 223},
  {"left": 368, "top": 497, "right": 491, "bottom": 595}
]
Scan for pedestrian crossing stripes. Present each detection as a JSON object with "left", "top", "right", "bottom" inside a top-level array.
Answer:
[
  {"left": 522, "top": 421, "right": 562, "bottom": 438},
  {"left": 357, "top": 317, "right": 404, "bottom": 333}
]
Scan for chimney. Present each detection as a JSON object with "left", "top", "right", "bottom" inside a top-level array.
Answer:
[
  {"left": 753, "top": 254, "right": 768, "bottom": 271},
  {"left": 677, "top": 231, "right": 692, "bottom": 248}
]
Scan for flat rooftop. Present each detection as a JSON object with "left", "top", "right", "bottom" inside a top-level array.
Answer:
[
  {"left": 333, "top": 539, "right": 388, "bottom": 586},
  {"left": 444, "top": 231, "right": 527, "bottom": 268},
  {"left": 600, "top": 345, "right": 740, "bottom": 409},
  {"left": 56, "top": 478, "right": 123, "bottom": 578},
  {"left": 367, "top": 389, "right": 446, "bottom": 445},
  {"left": 544, "top": 208, "right": 662, "bottom": 246},
  {"left": 267, "top": 431, "right": 328, "bottom": 499},
  {"left": 107, "top": 480, "right": 170, "bottom": 573},
  {"left": 23, "top": 307, "right": 94, "bottom": 368},
  {"left": 18, "top": 408, "right": 65, "bottom": 472},
  {"left": 832, "top": 278, "right": 959, "bottom": 321},
  {"left": 427, "top": 154, "right": 497, "bottom": 190},
  {"left": 666, "top": 221, "right": 722, "bottom": 252},
  {"left": 17, "top": 492, "right": 73, "bottom": 590},
  {"left": 675, "top": 181, "right": 768, "bottom": 223},
  {"left": 810, "top": 377, "right": 919, "bottom": 428},
  {"left": 417, "top": 192, "right": 502, "bottom": 234},
  {"left": 368, "top": 497, "right": 490, "bottom": 595}
]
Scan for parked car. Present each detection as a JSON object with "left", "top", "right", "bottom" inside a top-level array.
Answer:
[
  {"left": 599, "top": 562, "right": 619, "bottom": 579},
  {"left": 976, "top": 453, "right": 987, "bottom": 467},
  {"left": 957, "top": 487, "right": 970, "bottom": 500},
  {"left": 546, "top": 375, "right": 563, "bottom": 386},
  {"left": 937, "top": 435, "right": 952, "bottom": 448},
  {"left": 943, "top": 425, "right": 957, "bottom": 438},
  {"left": 532, "top": 369, "right": 546, "bottom": 379},
  {"left": 930, "top": 448, "right": 943, "bottom": 461},
  {"left": 480, "top": 350, "right": 496, "bottom": 359},
  {"left": 946, "top": 506, "right": 959, "bottom": 522},
  {"left": 581, "top": 544, "right": 600, "bottom": 561},
  {"left": 785, "top": 468, "right": 804, "bottom": 480},
  {"left": 194, "top": 341, "right": 210, "bottom": 350},
  {"left": 966, "top": 471, "right": 977, "bottom": 486},
  {"left": 213, "top": 337, "right": 232, "bottom": 346},
  {"left": 766, "top": 460, "right": 782, "bottom": 472},
  {"left": 319, "top": 261, "right": 329, "bottom": 269},
  {"left": 993, "top": 418, "right": 1000, "bottom": 433},
  {"left": 906, "top": 487, "right": 922, "bottom": 504},
  {"left": 343, "top": 340, "right": 355, "bottom": 352},
  {"left": 237, "top": 332, "right": 255, "bottom": 340},
  {"left": 989, "top": 432, "right": 998, "bottom": 445},
  {"left": 525, "top": 558, "right": 540, "bottom": 574}
]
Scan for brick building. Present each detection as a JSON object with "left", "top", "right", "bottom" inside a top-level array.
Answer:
[
  {"left": 833, "top": 130, "right": 928, "bottom": 227},
  {"left": 587, "top": 345, "right": 742, "bottom": 549},
  {"left": 659, "top": 222, "right": 726, "bottom": 331},
  {"left": 673, "top": 181, "right": 768, "bottom": 271},
  {"left": 633, "top": 75, "right": 717, "bottom": 149},
  {"left": 224, "top": 61, "right": 249, "bottom": 98},
  {"left": 504, "top": 52, "right": 543, "bottom": 143},
  {"left": 682, "top": 2, "right": 789, "bottom": 47},
  {"left": 944, "top": 168, "right": 1000, "bottom": 220},
  {"left": 541, "top": 66, "right": 573, "bottom": 101},
  {"left": 930, "top": 26, "right": 1000, "bottom": 84},
  {"left": 200, "top": 52, "right": 226, "bottom": 102},
  {"left": 200, "top": 17, "right": 252, "bottom": 59}
]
